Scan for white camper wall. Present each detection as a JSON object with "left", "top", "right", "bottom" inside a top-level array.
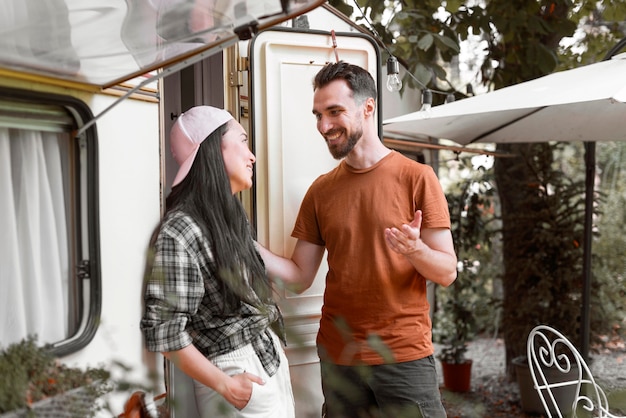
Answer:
[{"left": 61, "top": 93, "right": 162, "bottom": 413}]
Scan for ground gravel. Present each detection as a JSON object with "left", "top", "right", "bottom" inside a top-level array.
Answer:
[{"left": 435, "top": 336, "right": 626, "bottom": 417}]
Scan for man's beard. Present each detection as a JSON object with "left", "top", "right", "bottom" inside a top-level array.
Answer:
[{"left": 327, "top": 127, "right": 362, "bottom": 160}]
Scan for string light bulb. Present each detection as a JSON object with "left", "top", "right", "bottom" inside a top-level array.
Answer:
[
  {"left": 386, "top": 56, "right": 403, "bottom": 92},
  {"left": 420, "top": 89, "right": 432, "bottom": 112}
]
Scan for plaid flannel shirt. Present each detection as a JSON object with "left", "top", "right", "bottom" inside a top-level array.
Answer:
[{"left": 141, "top": 210, "right": 285, "bottom": 376}]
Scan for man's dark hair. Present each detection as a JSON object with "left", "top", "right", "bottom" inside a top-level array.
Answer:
[{"left": 313, "top": 61, "right": 377, "bottom": 105}]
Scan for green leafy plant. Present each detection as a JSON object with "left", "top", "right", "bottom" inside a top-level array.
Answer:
[
  {"left": 0, "top": 335, "right": 112, "bottom": 416},
  {"left": 436, "top": 265, "right": 475, "bottom": 366},
  {"left": 436, "top": 155, "right": 498, "bottom": 365},
  {"left": 494, "top": 142, "right": 590, "bottom": 367}
]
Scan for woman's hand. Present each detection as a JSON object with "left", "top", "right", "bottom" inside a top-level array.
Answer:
[{"left": 221, "top": 371, "right": 265, "bottom": 410}]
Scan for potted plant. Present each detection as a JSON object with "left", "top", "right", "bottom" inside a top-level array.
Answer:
[
  {"left": 436, "top": 156, "right": 497, "bottom": 393},
  {"left": 436, "top": 278, "right": 475, "bottom": 393},
  {"left": 0, "top": 335, "right": 112, "bottom": 417},
  {"left": 436, "top": 254, "right": 494, "bottom": 393}
]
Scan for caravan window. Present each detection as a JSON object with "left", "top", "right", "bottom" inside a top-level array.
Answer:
[{"left": 0, "top": 87, "right": 100, "bottom": 356}]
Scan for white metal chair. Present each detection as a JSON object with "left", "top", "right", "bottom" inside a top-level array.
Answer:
[{"left": 527, "top": 324, "right": 625, "bottom": 418}]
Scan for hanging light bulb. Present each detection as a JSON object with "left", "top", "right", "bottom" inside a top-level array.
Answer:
[
  {"left": 386, "top": 56, "right": 403, "bottom": 92},
  {"left": 420, "top": 88, "right": 432, "bottom": 112}
]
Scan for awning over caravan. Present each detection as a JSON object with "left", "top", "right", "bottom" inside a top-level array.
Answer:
[{"left": 0, "top": 0, "right": 325, "bottom": 88}]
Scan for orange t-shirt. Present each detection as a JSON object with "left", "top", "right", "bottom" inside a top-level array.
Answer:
[{"left": 292, "top": 151, "right": 451, "bottom": 366}]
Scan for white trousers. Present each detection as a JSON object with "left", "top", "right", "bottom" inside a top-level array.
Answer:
[{"left": 193, "top": 331, "right": 295, "bottom": 418}]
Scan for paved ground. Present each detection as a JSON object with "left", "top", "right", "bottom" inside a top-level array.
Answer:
[{"left": 434, "top": 336, "right": 626, "bottom": 417}]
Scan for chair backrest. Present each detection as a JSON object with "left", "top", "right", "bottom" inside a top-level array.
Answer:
[{"left": 526, "top": 325, "right": 624, "bottom": 418}]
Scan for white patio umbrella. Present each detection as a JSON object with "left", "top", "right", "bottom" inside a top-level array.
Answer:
[
  {"left": 383, "top": 52, "right": 626, "bottom": 145},
  {"left": 382, "top": 49, "right": 626, "bottom": 358}
]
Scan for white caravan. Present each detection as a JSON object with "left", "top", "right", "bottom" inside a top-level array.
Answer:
[{"left": 0, "top": 1, "right": 426, "bottom": 416}]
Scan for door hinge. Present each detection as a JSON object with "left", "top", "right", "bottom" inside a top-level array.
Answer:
[{"left": 229, "top": 56, "right": 249, "bottom": 87}]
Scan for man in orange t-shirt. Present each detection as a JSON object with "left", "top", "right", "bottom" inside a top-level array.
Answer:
[{"left": 258, "top": 61, "right": 457, "bottom": 418}]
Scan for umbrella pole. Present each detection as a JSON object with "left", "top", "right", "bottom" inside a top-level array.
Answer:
[
  {"left": 581, "top": 141, "right": 594, "bottom": 360},
  {"left": 581, "top": 37, "right": 626, "bottom": 359}
]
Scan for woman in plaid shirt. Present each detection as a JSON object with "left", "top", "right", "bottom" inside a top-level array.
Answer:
[{"left": 141, "top": 106, "right": 294, "bottom": 417}]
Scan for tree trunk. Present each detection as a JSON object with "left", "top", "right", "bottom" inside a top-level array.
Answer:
[{"left": 494, "top": 142, "right": 551, "bottom": 379}]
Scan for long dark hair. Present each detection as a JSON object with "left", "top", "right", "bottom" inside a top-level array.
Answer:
[{"left": 164, "top": 122, "right": 272, "bottom": 309}]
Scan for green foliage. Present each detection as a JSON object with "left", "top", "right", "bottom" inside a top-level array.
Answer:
[
  {"left": 591, "top": 142, "right": 626, "bottom": 342},
  {"left": 494, "top": 142, "right": 590, "bottom": 361},
  {"left": 329, "top": 0, "right": 461, "bottom": 97},
  {"left": 492, "top": 140, "right": 625, "bottom": 364},
  {"left": 0, "top": 336, "right": 111, "bottom": 416},
  {"left": 477, "top": 0, "right": 577, "bottom": 88},
  {"left": 436, "top": 156, "right": 500, "bottom": 364},
  {"left": 328, "top": 0, "right": 626, "bottom": 90},
  {"left": 558, "top": 2, "right": 626, "bottom": 68}
]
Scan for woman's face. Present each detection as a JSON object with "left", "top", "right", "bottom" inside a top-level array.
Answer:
[{"left": 221, "top": 120, "right": 256, "bottom": 194}]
